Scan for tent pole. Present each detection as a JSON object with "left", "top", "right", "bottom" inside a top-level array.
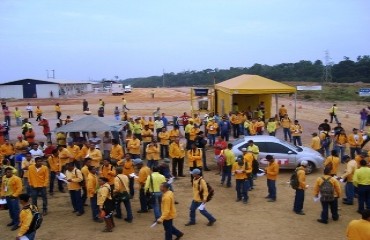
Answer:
[
  {"left": 275, "top": 94, "right": 278, "bottom": 117},
  {"left": 294, "top": 92, "right": 297, "bottom": 120}
]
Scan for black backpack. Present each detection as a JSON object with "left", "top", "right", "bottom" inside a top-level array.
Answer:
[
  {"left": 199, "top": 179, "right": 215, "bottom": 202},
  {"left": 26, "top": 205, "right": 43, "bottom": 234},
  {"left": 321, "top": 132, "right": 331, "bottom": 148},
  {"left": 319, "top": 177, "right": 335, "bottom": 202},
  {"left": 290, "top": 169, "right": 299, "bottom": 190}
]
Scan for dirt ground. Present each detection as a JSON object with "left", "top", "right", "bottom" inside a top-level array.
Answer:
[{"left": 0, "top": 88, "right": 368, "bottom": 240}]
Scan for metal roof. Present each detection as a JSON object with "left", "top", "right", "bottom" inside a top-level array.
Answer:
[{"left": 0, "top": 78, "right": 93, "bottom": 85}]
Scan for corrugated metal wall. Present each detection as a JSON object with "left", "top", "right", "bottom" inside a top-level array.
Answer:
[
  {"left": 36, "top": 84, "right": 60, "bottom": 98},
  {"left": 0, "top": 85, "right": 23, "bottom": 98}
]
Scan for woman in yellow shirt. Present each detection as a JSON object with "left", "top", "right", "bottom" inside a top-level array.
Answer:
[
  {"left": 119, "top": 154, "right": 135, "bottom": 197},
  {"left": 35, "top": 106, "right": 42, "bottom": 121}
]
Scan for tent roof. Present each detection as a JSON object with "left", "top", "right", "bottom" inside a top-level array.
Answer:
[
  {"left": 53, "top": 116, "right": 123, "bottom": 132},
  {"left": 215, "top": 74, "right": 296, "bottom": 94}
]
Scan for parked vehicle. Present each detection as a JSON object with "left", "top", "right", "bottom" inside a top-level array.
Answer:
[
  {"left": 232, "top": 136, "right": 324, "bottom": 174},
  {"left": 112, "top": 83, "right": 124, "bottom": 95},
  {"left": 124, "top": 85, "right": 132, "bottom": 93}
]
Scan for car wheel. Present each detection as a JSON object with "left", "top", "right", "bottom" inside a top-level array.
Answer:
[{"left": 306, "top": 161, "right": 315, "bottom": 174}]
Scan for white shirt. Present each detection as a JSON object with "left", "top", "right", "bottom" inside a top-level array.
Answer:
[
  {"left": 29, "top": 149, "right": 44, "bottom": 160},
  {"left": 89, "top": 137, "right": 102, "bottom": 149},
  {"left": 26, "top": 106, "right": 33, "bottom": 111}
]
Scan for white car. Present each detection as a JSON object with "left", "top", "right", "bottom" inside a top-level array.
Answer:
[{"left": 232, "top": 136, "right": 324, "bottom": 174}]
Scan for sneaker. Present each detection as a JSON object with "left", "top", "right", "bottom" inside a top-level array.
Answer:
[
  {"left": 295, "top": 211, "right": 305, "bottom": 215},
  {"left": 267, "top": 199, "right": 276, "bottom": 202},
  {"left": 6, "top": 222, "right": 14, "bottom": 227},
  {"left": 207, "top": 219, "right": 216, "bottom": 226},
  {"left": 11, "top": 225, "right": 20, "bottom": 231},
  {"left": 175, "top": 232, "right": 184, "bottom": 240},
  {"left": 243, "top": 200, "right": 248, "bottom": 204},
  {"left": 114, "top": 214, "right": 122, "bottom": 219},
  {"left": 137, "top": 210, "right": 148, "bottom": 213},
  {"left": 124, "top": 218, "right": 133, "bottom": 223},
  {"left": 236, "top": 198, "right": 241, "bottom": 202},
  {"left": 185, "top": 222, "right": 195, "bottom": 226},
  {"left": 94, "top": 218, "right": 103, "bottom": 223},
  {"left": 342, "top": 201, "right": 353, "bottom": 205}
]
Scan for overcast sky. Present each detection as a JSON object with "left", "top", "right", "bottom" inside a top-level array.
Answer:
[{"left": 0, "top": 0, "right": 369, "bottom": 82}]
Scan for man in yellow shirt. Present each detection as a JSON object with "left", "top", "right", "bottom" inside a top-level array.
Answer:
[
  {"left": 14, "top": 107, "right": 22, "bottom": 126},
  {"left": 185, "top": 168, "right": 216, "bottom": 226},
  {"left": 28, "top": 157, "right": 49, "bottom": 215},
  {"left": 86, "top": 166, "right": 102, "bottom": 222},
  {"left": 127, "top": 135, "right": 141, "bottom": 159},
  {"left": 311, "top": 133, "right": 321, "bottom": 152},
  {"left": 141, "top": 124, "right": 153, "bottom": 159},
  {"left": 187, "top": 144, "right": 203, "bottom": 182},
  {"left": 314, "top": 167, "right": 341, "bottom": 224},
  {"left": 55, "top": 103, "right": 62, "bottom": 120},
  {"left": 222, "top": 143, "right": 235, "bottom": 187},
  {"left": 353, "top": 160, "right": 370, "bottom": 213},
  {"left": 346, "top": 209, "right": 370, "bottom": 240},
  {"left": 114, "top": 166, "right": 133, "bottom": 222},
  {"left": 206, "top": 119, "right": 218, "bottom": 146},
  {"left": 65, "top": 162, "right": 84, "bottom": 216},
  {"left": 230, "top": 112, "right": 241, "bottom": 139},
  {"left": 329, "top": 104, "right": 339, "bottom": 124},
  {"left": 265, "top": 155, "right": 279, "bottom": 202},
  {"left": 340, "top": 155, "right": 357, "bottom": 205},
  {"left": 324, "top": 150, "right": 340, "bottom": 176},
  {"left": 278, "top": 105, "right": 288, "bottom": 121},
  {"left": 134, "top": 159, "right": 151, "bottom": 213},
  {"left": 47, "top": 149, "right": 63, "bottom": 195},
  {"left": 21, "top": 152, "right": 35, "bottom": 195},
  {"left": 281, "top": 114, "right": 292, "bottom": 142},
  {"left": 169, "top": 125, "right": 180, "bottom": 143},
  {"left": 100, "top": 159, "right": 116, "bottom": 187},
  {"left": 87, "top": 144, "right": 103, "bottom": 168},
  {"left": 158, "top": 127, "right": 170, "bottom": 159},
  {"left": 290, "top": 120, "right": 303, "bottom": 146},
  {"left": 146, "top": 139, "right": 160, "bottom": 168},
  {"left": 156, "top": 182, "right": 184, "bottom": 240},
  {"left": 293, "top": 161, "right": 308, "bottom": 215},
  {"left": 145, "top": 166, "right": 166, "bottom": 221},
  {"left": 169, "top": 138, "right": 185, "bottom": 177},
  {"left": 110, "top": 139, "right": 124, "bottom": 162},
  {"left": 1, "top": 167, "right": 22, "bottom": 230},
  {"left": 17, "top": 193, "right": 38, "bottom": 240},
  {"left": 348, "top": 128, "right": 363, "bottom": 159},
  {"left": 232, "top": 157, "right": 251, "bottom": 203}
]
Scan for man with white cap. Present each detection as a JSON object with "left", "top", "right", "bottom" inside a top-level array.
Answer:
[
  {"left": 293, "top": 160, "right": 308, "bottom": 215},
  {"left": 185, "top": 168, "right": 216, "bottom": 227}
]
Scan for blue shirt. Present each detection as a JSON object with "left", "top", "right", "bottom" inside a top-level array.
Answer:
[{"left": 161, "top": 117, "right": 169, "bottom": 127}]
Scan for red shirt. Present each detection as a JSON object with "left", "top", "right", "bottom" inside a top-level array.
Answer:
[
  {"left": 44, "top": 146, "right": 56, "bottom": 156},
  {"left": 214, "top": 140, "right": 227, "bottom": 155},
  {"left": 180, "top": 114, "right": 190, "bottom": 126},
  {"left": 39, "top": 119, "right": 50, "bottom": 134}
]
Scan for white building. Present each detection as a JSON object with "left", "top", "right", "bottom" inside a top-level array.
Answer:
[{"left": 0, "top": 79, "right": 93, "bottom": 99}]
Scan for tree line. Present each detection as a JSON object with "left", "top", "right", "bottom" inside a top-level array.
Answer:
[{"left": 120, "top": 55, "right": 370, "bottom": 87}]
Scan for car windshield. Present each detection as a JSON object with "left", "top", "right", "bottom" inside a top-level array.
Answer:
[
  {"left": 232, "top": 138, "right": 245, "bottom": 146},
  {"left": 278, "top": 139, "right": 303, "bottom": 152}
]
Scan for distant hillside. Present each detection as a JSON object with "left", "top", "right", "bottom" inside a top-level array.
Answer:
[{"left": 121, "top": 56, "right": 370, "bottom": 87}]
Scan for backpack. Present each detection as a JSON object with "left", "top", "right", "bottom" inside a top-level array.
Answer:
[
  {"left": 290, "top": 169, "right": 299, "bottom": 190},
  {"left": 26, "top": 205, "right": 43, "bottom": 234},
  {"left": 198, "top": 179, "right": 215, "bottom": 202},
  {"left": 319, "top": 177, "right": 335, "bottom": 202},
  {"left": 252, "top": 159, "right": 259, "bottom": 175},
  {"left": 321, "top": 132, "right": 331, "bottom": 148},
  {"left": 217, "top": 153, "right": 226, "bottom": 167}
]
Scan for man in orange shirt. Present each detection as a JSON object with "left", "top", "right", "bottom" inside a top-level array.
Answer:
[
  {"left": 28, "top": 157, "right": 49, "bottom": 215},
  {"left": 134, "top": 158, "right": 151, "bottom": 213},
  {"left": 158, "top": 127, "right": 170, "bottom": 159},
  {"left": 265, "top": 155, "right": 279, "bottom": 202}
]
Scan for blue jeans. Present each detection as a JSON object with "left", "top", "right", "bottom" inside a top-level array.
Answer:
[
  {"left": 129, "top": 177, "right": 135, "bottom": 197},
  {"left": 189, "top": 201, "right": 216, "bottom": 224},
  {"left": 69, "top": 189, "right": 84, "bottom": 214},
  {"left": 357, "top": 185, "right": 370, "bottom": 212},
  {"left": 5, "top": 196, "right": 20, "bottom": 225},
  {"left": 267, "top": 179, "right": 276, "bottom": 200},
  {"left": 283, "top": 128, "right": 292, "bottom": 141},
  {"left": 163, "top": 219, "right": 182, "bottom": 240},
  {"left": 232, "top": 124, "right": 240, "bottom": 138},
  {"left": 50, "top": 171, "right": 64, "bottom": 193},
  {"left": 31, "top": 187, "right": 48, "bottom": 211},
  {"left": 345, "top": 182, "right": 355, "bottom": 204},
  {"left": 334, "top": 145, "right": 346, "bottom": 162},
  {"left": 244, "top": 128, "right": 249, "bottom": 136},
  {"left": 350, "top": 147, "right": 361, "bottom": 159},
  {"left": 235, "top": 179, "right": 249, "bottom": 201},
  {"left": 360, "top": 119, "right": 367, "bottom": 130},
  {"left": 23, "top": 178, "right": 31, "bottom": 195},
  {"left": 293, "top": 189, "right": 305, "bottom": 213},
  {"left": 24, "top": 231, "right": 36, "bottom": 240},
  {"left": 115, "top": 115, "right": 120, "bottom": 121},
  {"left": 221, "top": 165, "right": 232, "bottom": 187},
  {"left": 320, "top": 199, "right": 339, "bottom": 221},
  {"left": 160, "top": 145, "right": 169, "bottom": 159},
  {"left": 208, "top": 134, "right": 216, "bottom": 146},
  {"left": 116, "top": 196, "right": 133, "bottom": 220},
  {"left": 16, "top": 117, "right": 22, "bottom": 126},
  {"left": 90, "top": 194, "right": 99, "bottom": 220},
  {"left": 293, "top": 136, "right": 302, "bottom": 146},
  {"left": 151, "top": 192, "right": 162, "bottom": 220}
]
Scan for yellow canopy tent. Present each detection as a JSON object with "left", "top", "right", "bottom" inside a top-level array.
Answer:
[{"left": 215, "top": 74, "right": 296, "bottom": 118}]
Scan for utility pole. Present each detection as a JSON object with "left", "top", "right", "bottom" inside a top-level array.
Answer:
[
  {"left": 162, "top": 69, "right": 165, "bottom": 87},
  {"left": 46, "top": 70, "right": 49, "bottom": 79},
  {"left": 323, "top": 50, "right": 333, "bottom": 83},
  {"left": 51, "top": 70, "right": 55, "bottom": 79}
]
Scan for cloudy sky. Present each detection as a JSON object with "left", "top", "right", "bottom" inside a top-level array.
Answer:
[{"left": 0, "top": 0, "right": 369, "bottom": 82}]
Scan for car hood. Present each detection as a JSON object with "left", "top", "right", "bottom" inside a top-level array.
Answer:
[{"left": 300, "top": 146, "right": 323, "bottom": 158}]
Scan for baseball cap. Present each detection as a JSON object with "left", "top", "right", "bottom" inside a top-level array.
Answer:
[
  {"left": 133, "top": 158, "right": 143, "bottom": 165},
  {"left": 190, "top": 168, "right": 201, "bottom": 175}
]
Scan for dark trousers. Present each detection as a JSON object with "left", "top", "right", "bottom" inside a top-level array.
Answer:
[
  {"left": 56, "top": 111, "right": 61, "bottom": 120},
  {"left": 201, "top": 148, "right": 208, "bottom": 169},
  {"left": 147, "top": 160, "right": 159, "bottom": 169},
  {"left": 31, "top": 187, "right": 48, "bottom": 211},
  {"left": 350, "top": 147, "right": 361, "bottom": 159},
  {"left": 82, "top": 186, "right": 87, "bottom": 204},
  {"left": 69, "top": 189, "right": 84, "bottom": 214},
  {"left": 293, "top": 136, "right": 302, "bottom": 146},
  {"left": 283, "top": 128, "right": 291, "bottom": 141},
  {"left": 139, "top": 188, "right": 148, "bottom": 211},
  {"left": 221, "top": 165, "right": 232, "bottom": 187},
  {"left": 357, "top": 185, "right": 370, "bottom": 212},
  {"left": 129, "top": 177, "right": 135, "bottom": 197},
  {"left": 90, "top": 194, "right": 99, "bottom": 220},
  {"left": 160, "top": 144, "right": 169, "bottom": 158},
  {"left": 220, "top": 131, "right": 229, "bottom": 142},
  {"left": 163, "top": 219, "right": 182, "bottom": 240},
  {"left": 320, "top": 199, "right": 339, "bottom": 221},
  {"left": 172, "top": 157, "right": 184, "bottom": 177},
  {"left": 293, "top": 189, "right": 305, "bottom": 213},
  {"left": 232, "top": 124, "right": 240, "bottom": 138},
  {"left": 28, "top": 111, "right": 33, "bottom": 118},
  {"left": 267, "top": 179, "right": 276, "bottom": 200},
  {"left": 345, "top": 182, "right": 355, "bottom": 204},
  {"left": 236, "top": 179, "right": 249, "bottom": 201},
  {"left": 50, "top": 171, "right": 64, "bottom": 193},
  {"left": 189, "top": 201, "right": 216, "bottom": 224},
  {"left": 5, "top": 196, "right": 20, "bottom": 225},
  {"left": 115, "top": 197, "right": 133, "bottom": 220}
]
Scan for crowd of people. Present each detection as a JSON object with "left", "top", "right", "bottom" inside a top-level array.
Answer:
[{"left": 0, "top": 99, "right": 370, "bottom": 239}]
